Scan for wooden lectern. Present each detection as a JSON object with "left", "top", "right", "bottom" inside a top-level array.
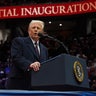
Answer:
[{"left": 31, "top": 54, "right": 90, "bottom": 91}]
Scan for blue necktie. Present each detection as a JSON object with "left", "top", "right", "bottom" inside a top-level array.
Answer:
[{"left": 35, "top": 42, "right": 39, "bottom": 57}]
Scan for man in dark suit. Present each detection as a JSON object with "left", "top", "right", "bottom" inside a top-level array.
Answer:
[{"left": 5, "top": 20, "right": 48, "bottom": 90}]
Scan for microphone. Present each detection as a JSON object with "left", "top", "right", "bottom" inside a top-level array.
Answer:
[
  {"left": 38, "top": 33, "right": 55, "bottom": 39},
  {"left": 38, "top": 32, "right": 48, "bottom": 38},
  {"left": 38, "top": 32, "right": 69, "bottom": 54}
]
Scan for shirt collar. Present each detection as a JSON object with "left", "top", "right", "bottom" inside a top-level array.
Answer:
[{"left": 30, "top": 38, "right": 39, "bottom": 45}]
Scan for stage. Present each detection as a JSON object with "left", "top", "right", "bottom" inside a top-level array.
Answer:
[{"left": 0, "top": 90, "right": 96, "bottom": 96}]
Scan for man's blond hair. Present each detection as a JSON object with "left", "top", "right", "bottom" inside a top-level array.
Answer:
[{"left": 29, "top": 20, "right": 44, "bottom": 29}]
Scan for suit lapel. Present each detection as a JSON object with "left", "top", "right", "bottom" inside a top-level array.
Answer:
[
  {"left": 39, "top": 43, "right": 45, "bottom": 62},
  {"left": 24, "top": 37, "right": 39, "bottom": 60}
]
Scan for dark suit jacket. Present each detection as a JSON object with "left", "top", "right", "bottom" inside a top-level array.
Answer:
[{"left": 5, "top": 37, "right": 48, "bottom": 90}]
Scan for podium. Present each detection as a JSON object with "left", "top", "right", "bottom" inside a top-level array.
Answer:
[{"left": 31, "top": 54, "right": 90, "bottom": 91}]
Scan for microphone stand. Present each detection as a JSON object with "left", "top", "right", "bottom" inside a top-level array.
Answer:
[
  {"left": 38, "top": 33, "right": 69, "bottom": 54},
  {"left": 46, "top": 35, "right": 70, "bottom": 54}
]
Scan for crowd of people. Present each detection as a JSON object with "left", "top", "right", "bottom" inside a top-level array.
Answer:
[{"left": 0, "top": 29, "right": 96, "bottom": 90}]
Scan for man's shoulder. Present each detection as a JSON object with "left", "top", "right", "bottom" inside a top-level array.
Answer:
[
  {"left": 13, "top": 36, "right": 29, "bottom": 41},
  {"left": 12, "top": 37, "right": 29, "bottom": 44},
  {"left": 40, "top": 43, "right": 48, "bottom": 50}
]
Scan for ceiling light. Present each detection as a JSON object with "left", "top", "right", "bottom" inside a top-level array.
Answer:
[
  {"left": 59, "top": 23, "right": 62, "bottom": 26},
  {"left": 49, "top": 21, "right": 52, "bottom": 24}
]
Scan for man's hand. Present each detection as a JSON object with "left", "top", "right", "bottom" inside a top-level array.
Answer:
[{"left": 29, "top": 61, "right": 40, "bottom": 71}]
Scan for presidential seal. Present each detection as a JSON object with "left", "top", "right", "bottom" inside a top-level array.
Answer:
[{"left": 73, "top": 61, "right": 84, "bottom": 82}]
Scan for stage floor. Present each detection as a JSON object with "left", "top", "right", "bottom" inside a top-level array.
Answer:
[{"left": 0, "top": 90, "right": 96, "bottom": 96}]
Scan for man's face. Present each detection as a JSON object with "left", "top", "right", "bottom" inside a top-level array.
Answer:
[{"left": 28, "top": 22, "right": 43, "bottom": 40}]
